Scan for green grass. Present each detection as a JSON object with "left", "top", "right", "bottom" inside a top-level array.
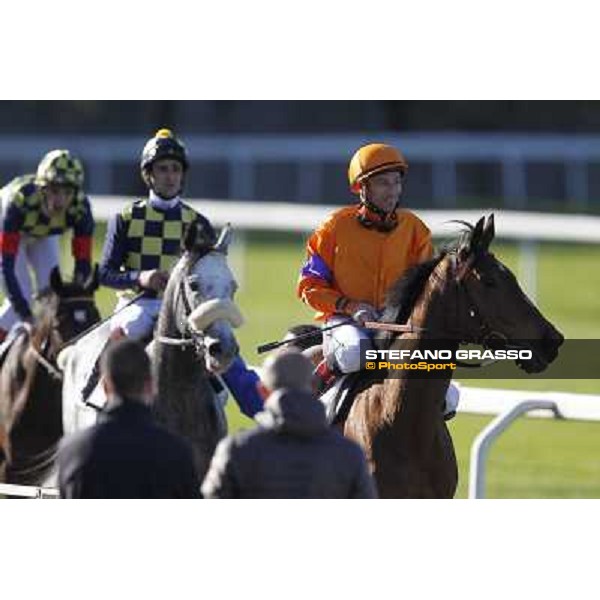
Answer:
[
  {"left": 449, "top": 414, "right": 600, "bottom": 498},
  {"left": 10, "top": 224, "right": 600, "bottom": 498}
]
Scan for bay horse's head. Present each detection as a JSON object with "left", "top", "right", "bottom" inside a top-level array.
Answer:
[
  {"left": 174, "top": 221, "right": 242, "bottom": 374},
  {"left": 39, "top": 266, "right": 101, "bottom": 347},
  {"left": 448, "top": 214, "right": 563, "bottom": 372}
]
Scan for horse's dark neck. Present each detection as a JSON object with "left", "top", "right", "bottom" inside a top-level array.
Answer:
[{"left": 389, "top": 259, "right": 459, "bottom": 418}]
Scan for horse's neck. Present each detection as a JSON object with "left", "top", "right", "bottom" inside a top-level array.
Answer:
[
  {"left": 154, "top": 288, "right": 198, "bottom": 384},
  {"left": 388, "top": 260, "right": 458, "bottom": 414}
]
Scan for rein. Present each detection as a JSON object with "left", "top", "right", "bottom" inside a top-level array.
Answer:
[
  {"left": 452, "top": 252, "right": 524, "bottom": 369},
  {"left": 385, "top": 251, "right": 519, "bottom": 370},
  {"left": 29, "top": 343, "right": 63, "bottom": 380},
  {"left": 155, "top": 275, "right": 205, "bottom": 353}
]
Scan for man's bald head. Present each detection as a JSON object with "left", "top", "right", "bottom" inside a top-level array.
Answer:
[{"left": 261, "top": 349, "right": 314, "bottom": 393}]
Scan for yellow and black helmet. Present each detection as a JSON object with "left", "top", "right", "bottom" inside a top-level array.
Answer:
[
  {"left": 36, "top": 149, "right": 84, "bottom": 189},
  {"left": 140, "top": 128, "right": 189, "bottom": 172}
]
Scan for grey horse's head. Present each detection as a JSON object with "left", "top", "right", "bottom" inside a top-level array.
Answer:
[{"left": 176, "top": 221, "right": 242, "bottom": 374}]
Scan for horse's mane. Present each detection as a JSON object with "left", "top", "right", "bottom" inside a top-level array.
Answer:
[
  {"left": 382, "top": 254, "right": 446, "bottom": 326},
  {"left": 30, "top": 289, "right": 59, "bottom": 348},
  {"left": 380, "top": 222, "right": 473, "bottom": 328}
]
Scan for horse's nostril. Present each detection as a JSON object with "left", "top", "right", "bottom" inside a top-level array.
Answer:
[{"left": 208, "top": 342, "right": 222, "bottom": 357}]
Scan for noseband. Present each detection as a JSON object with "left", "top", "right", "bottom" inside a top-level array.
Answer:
[{"left": 155, "top": 276, "right": 206, "bottom": 357}]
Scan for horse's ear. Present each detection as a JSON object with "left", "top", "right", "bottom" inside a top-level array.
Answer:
[
  {"left": 469, "top": 217, "right": 485, "bottom": 253},
  {"left": 84, "top": 264, "right": 100, "bottom": 294},
  {"left": 480, "top": 214, "right": 495, "bottom": 251},
  {"left": 183, "top": 221, "right": 198, "bottom": 252},
  {"left": 50, "top": 267, "right": 63, "bottom": 294},
  {"left": 183, "top": 219, "right": 218, "bottom": 254},
  {"left": 214, "top": 223, "right": 233, "bottom": 254}
]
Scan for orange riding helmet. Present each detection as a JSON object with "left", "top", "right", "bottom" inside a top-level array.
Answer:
[{"left": 348, "top": 143, "right": 409, "bottom": 194}]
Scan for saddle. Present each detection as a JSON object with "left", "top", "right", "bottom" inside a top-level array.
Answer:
[
  {"left": 319, "top": 369, "right": 385, "bottom": 426},
  {"left": 318, "top": 366, "right": 458, "bottom": 425}
]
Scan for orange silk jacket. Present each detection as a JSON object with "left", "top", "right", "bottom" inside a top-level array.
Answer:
[{"left": 297, "top": 205, "right": 433, "bottom": 320}]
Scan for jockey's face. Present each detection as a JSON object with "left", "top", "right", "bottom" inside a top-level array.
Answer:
[
  {"left": 43, "top": 184, "right": 75, "bottom": 216},
  {"left": 148, "top": 158, "right": 184, "bottom": 199},
  {"left": 363, "top": 170, "right": 403, "bottom": 214}
]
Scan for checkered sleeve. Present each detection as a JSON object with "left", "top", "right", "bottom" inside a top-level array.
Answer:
[
  {"left": 0, "top": 196, "right": 33, "bottom": 318},
  {"left": 99, "top": 213, "right": 140, "bottom": 290}
]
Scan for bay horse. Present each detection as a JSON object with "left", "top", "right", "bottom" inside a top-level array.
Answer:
[
  {"left": 60, "top": 221, "right": 243, "bottom": 483},
  {"left": 340, "top": 215, "right": 564, "bottom": 498},
  {"left": 0, "top": 267, "right": 100, "bottom": 487}
]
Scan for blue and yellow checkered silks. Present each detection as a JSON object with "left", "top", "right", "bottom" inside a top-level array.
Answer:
[
  {"left": 2, "top": 175, "right": 90, "bottom": 237},
  {"left": 121, "top": 199, "right": 197, "bottom": 271}
]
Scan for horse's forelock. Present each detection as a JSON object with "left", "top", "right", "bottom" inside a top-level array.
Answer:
[{"left": 192, "top": 251, "right": 236, "bottom": 295}]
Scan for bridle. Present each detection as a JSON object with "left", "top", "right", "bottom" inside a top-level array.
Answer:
[
  {"left": 449, "top": 251, "right": 524, "bottom": 368},
  {"left": 154, "top": 255, "right": 209, "bottom": 358}
]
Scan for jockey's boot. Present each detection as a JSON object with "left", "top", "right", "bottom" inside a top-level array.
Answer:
[{"left": 313, "top": 358, "right": 339, "bottom": 395}]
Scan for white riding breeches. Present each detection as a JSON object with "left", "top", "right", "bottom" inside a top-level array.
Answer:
[
  {"left": 322, "top": 315, "right": 461, "bottom": 416},
  {"left": 0, "top": 235, "right": 60, "bottom": 331},
  {"left": 323, "top": 315, "right": 372, "bottom": 373},
  {"left": 109, "top": 296, "right": 162, "bottom": 340}
]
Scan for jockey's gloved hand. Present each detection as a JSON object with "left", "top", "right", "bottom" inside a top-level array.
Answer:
[
  {"left": 347, "top": 301, "right": 380, "bottom": 327},
  {"left": 138, "top": 269, "right": 169, "bottom": 292}
]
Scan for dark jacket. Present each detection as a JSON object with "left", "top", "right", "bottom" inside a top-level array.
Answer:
[
  {"left": 201, "top": 388, "right": 377, "bottom": 499},
  {"left": 57, "top": 398, "right": 200, "bottom": 498}
]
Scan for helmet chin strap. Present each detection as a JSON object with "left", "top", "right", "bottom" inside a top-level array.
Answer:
[
  {"left": 359, "top": 188, "right": 399, "bottom": 216},
  {"left": 357, "top": 187, "right": 400, "bottom": 233}
]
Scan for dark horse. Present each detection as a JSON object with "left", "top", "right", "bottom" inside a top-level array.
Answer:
[
  {"left": 340, "top": 215, "right": 564, "bottom": 498},
  {"left": 0, "top": 267, "right": 100, "bottom": 487}
]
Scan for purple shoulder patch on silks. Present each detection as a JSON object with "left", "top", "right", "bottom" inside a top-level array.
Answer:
[{"left": 300, "top": 252, "right": 332, "bottom": 283}]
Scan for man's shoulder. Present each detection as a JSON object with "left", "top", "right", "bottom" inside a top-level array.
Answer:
[
  {"left": 3, "top": 175, "right": 40, "bottom": 208},
  {"left": 120, "top": 198, "right": 147, "bottom": 220},
  {"left": 313, "top": 205, "right": 357, "bottom": 235},
  {"left": 146, "top": 419, "right": 196, "bottom": 460},
  {"left": 58, "top": 423, "right": 101, "bottom": 463},
  {"left": 66, "top": 191, "right": 92, "bottom": 218},
  {"left": 181, "top": 202, "right": 212, "bottom": 225},
  {"left": 321, "top": 428, "right": 368, "bottom": 460},
  {"left": 397, "top": 208, "right": 430, "bottom": 233},
  {"left": 217, "top": 426, "right": 274, "bottom": 457},
  {"left": 325, "top": 205, "right": 357, "bottom": 223}
]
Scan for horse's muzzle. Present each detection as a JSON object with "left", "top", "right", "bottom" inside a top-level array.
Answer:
[
  {"left": 204, "top": 330, "right": 239, "bottom": 374},
  {"left": 516, "top": 325, "right": 564, "bottom": 373}
]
